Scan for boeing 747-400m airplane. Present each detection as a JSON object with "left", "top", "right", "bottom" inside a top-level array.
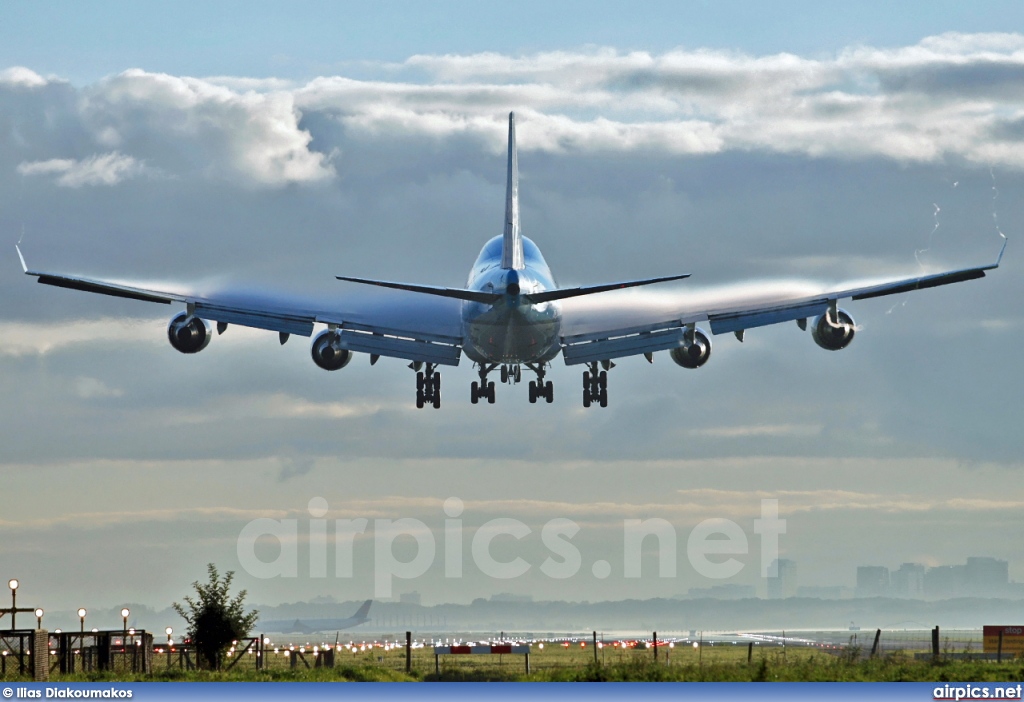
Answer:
[{"left": 18, "top": 113, "right": 1005, "bottom": 409}]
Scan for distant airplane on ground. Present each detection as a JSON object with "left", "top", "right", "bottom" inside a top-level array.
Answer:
[
  {"left": 19, "top": 112, "right": 1005, "bottom": 408},
  {"left": 259, "top": 599, "right": 373, "bottom": 635}
]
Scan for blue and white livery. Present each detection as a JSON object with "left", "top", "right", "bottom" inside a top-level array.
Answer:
[{"left": 18, "top": 113, "right": 1006, "bottom": 408}]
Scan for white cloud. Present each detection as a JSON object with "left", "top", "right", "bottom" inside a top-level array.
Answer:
[
  {"left": 689, "top": 424, "right": 824, "bottom": 439},
  {"left": 6, "top": 33, "right": 1024, "bottom": 189},
  {"left": 289, "top": 33, "right": 1024, "bottom": 167},
  {"left": 74, "top": 377, "right": 124, "bottom": 399},
  {"left": 0, "top": 318, "right": 293, "bottom": 357},
  {"left": 80, "top": 70, "right": 336, "bottom": 185},
  {"left": 17, "top": 151, "right": 149, "bottom": 187},
  {"left": 0, "top": 66, "right": 48, "bottom": 88}
]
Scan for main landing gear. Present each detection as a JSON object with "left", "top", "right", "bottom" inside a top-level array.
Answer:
[
  {"left": 471, "top": 363, "right": 497, "bottom": 404},
  {"left": 413, "top": 362, "right": 441, "bottom": 409},
  {"left": 582, "top": 361, "right": 611, "bottom": 408}
]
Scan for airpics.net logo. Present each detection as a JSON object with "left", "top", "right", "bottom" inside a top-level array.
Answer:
[{"left": 236, "top": 498, "right": 786, "bottom": 598}]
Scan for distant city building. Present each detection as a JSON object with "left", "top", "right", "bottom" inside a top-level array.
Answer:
[
  {"left": 489, "top": 593, "right": 533, "bottom": 603},
  {"left": 891, "top": 563, "right": 926, "bottom": 598},
  {"left": 965, "top": 557, "right": 1009, "bottom": 597},
  {"left": 399, "top": 591, "right": 422, "bottom": 605},
  {"left": 686, "top": 584, "right": 756, "bottom": 600},
  {"left": 856, "top": 566, "right": 890, "bottom": 597},
  {"left": 856, "top": 557, "right": 1011, "bottom": 599},
  {"left": 924, "top": 565, "right": 965, "bottom": 599},
  {"left": 766, "top": 559, "right": 798, "bottom": 599}
]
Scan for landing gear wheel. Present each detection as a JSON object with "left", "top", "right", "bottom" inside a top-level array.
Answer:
[
  {"left": 514, "top": 366, "right": 522, "bottom": 383},
  {"left": 528, "top": 380, "right": 537, "bottom": 404},
  {"left": 416, "top": 389, "right": 424, "bottom": 409},
  {"left": 545, "top": 380, "right": 554, "bottom": 404},
  {"left": 432, "top": 373, "right": 441, "bottom": 408},
  {"left": 501, "top": 365, "right": 509, "bottom": 383},
  {"left": 471, "top": 381, "right": 479, "bottom": 404},
  {"left": 487, "top": 381, "right": 496, "bottom": 404},
  {"left": 599, "top": 386, "right": 608, "bottom": 408}
]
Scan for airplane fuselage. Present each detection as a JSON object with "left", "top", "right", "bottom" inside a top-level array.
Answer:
[{"left": 460, "top": 235, "right": 562, "bottom": 365}]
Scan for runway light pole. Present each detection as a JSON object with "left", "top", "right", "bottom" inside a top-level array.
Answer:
[
  {"left": 35, "top": 609, "right": 43, "bottom": 630},
  {"left": 8, "top": 579, "right": 18, "bottom": 630},
  {"left": 121, "top": 608, "right": 130, "bottom": 644},
  {"left": 78, "top": 608, "right": 86, "bottom": 637}
]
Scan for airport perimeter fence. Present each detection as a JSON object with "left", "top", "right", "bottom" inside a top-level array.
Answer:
[
  {"left": 2, "top": 628, "right": 1017, "bottom": 680},
  {"left": 0, "top": 630, "right": 155, "bottom": 680}
]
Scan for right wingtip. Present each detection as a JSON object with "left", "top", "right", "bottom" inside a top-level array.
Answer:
[
  {"left": 996, "top": 236, "right": 1008, "bottom": 266},
  {"left": 15, "top": 243, "right": 27, "bottom": 273}
]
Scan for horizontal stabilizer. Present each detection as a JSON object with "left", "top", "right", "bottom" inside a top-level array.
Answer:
[
  {"left": 525, "top": 273, "right": 690, "bottom": 304},
  {"left": 336, "top": 275, "right": 500, "bottom": 304}
]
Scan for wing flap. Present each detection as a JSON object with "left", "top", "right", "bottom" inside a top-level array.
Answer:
[
  {"left": 708, "top": 300, "right": 828, "bottom": 335},
  {"left": 194, "top": 302, "right": 315, "bottom": 337},
  {"left": 561, "top": 316, "right": 706, "bottom": 345},
  {"left": 337, "top": 329, "right": 461, "bottom": 366},
  {"left": 561, "top": 318, "right": 700, "bottom": 366},
  {"left": 316, "top": 319, "right": 462, "bottom": 366}
]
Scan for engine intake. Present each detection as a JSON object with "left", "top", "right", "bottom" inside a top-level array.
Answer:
[
  {"left": 167, "top": 312, "right": 211, "bottom": 354},
  {"left": 670, "top": 327, "right": 712, "bottom": 369},
  {"left": 811, "top": 307, "right": 855, "bottom": 351},
  {"left": 311, "top": 330, "right": 352, "bottom": 371}
]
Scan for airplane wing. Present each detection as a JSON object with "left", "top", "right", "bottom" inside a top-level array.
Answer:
[
  {"left": 558, "top": 241, "right": 1006, "bottom": 365},
  {"left": 17, "top": 246, "right": 464, "bottom": 366}
]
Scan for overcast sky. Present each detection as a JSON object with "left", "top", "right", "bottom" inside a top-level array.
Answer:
[{"left": 1, "top": 3, "right": 1023, "bottom": 618}]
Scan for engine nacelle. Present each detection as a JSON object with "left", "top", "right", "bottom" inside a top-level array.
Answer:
[
  {"left": 670, "top": 327, "right": 712, "bottom": 369},
  {"left": 167, "top": 312, "right": 211, "bottom": 354},
  {"left": 811, "top": 308, "right": 855, "bottom": 351},
  {"left": 311, "top": 330, "right": 352, "bottom": 371}
]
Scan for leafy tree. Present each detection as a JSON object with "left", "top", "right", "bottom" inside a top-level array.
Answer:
[{"left": 172, "top": 563, "right": 259, "bottom": 669}]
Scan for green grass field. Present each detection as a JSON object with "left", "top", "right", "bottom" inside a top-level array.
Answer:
[{"left": 6, "top": 641, "right": 1023, "bottom": 682}]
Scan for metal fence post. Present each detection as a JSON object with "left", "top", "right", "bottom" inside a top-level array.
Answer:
[
  {"left": 406, "top": 631, "right": 412, "bottom": 674},
  {"left": 32, "top": 631, "right": 48, "bottom": 682}
]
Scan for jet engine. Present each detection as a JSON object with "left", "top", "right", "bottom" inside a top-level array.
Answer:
[
  {"left": 311, "top": 330, "right": 352, "bottom": 371},
  {"left": 167, "top": 311, "right": 211, "bottom": 354},
  {"left": 811, "top": 308, "right": 855, "bottom": 351},
  {"left": 670, "top": 327, "right": 712, "bottom": 369}
]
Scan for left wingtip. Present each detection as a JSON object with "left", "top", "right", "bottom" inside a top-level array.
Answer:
[{"left": 996, "top": 237, "right": 1008, "bottom": 266}]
